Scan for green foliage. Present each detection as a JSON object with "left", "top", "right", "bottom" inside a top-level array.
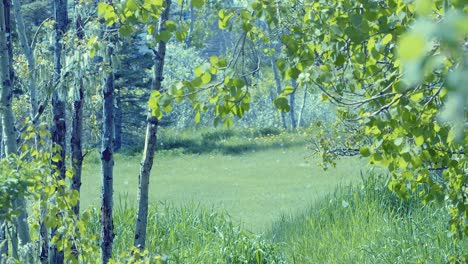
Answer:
[{"left": 0, "top": 124, "right": 100, "bottom": 263}]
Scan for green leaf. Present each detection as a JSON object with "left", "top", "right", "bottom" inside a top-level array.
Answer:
[
  {"left": 274, "top": 97, "right": 290, "bottom": 112},
  {"left": 381, "top": 34, "right": 393, "bottom": 45},
  {"left": 192, "top": 0, "right": 205, "bottom": 8},
  {"left": 97, "top": 2, "right": 110, "bottom": 17},
  {"left": 201, "top": 72, "right": 211, "bottom": 84},
  {"left": 156, "top": 31, "right": 172, "bottom": 42},
  {"left": 165, "top": 20, "right": 177, "bottom": 32},
  {"left": 52, "top": 154, "right": 61, "bottom": 163},
  {"left": 194, "top": 66, "right": 203, "bottom": 77},
  {"left": 217, "top": 58, "right": 228, "bottom": 68},
  {"left": 119, "top": 25, "right": 132, "bottom": 37},
  {"left": 195, "top": 112, "right": 201, "bottom": 123},
  {"left": 415, "top": 135, "right": 424, "bottom": 146},
  {"left": 359, "top": 147, "right": 371, "bottom": 157},
  {"left": 410, "top": 92, "right": 424, "bottom": 102},
  {"left": 285, "top": 67, "right": 300, "bottom": 80},
  {"left": 175, "top": 30, "right": 187, "bottom": 41},
  {"left": 210, "top": 56, "right": 218, "bottom": 65}
]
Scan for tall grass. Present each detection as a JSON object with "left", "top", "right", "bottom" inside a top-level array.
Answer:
[
  {"left": 267, "top": 172, "right": 467, "bottom": 263},
  {"left": 86, "top": 198, "right": 286, "bottom": 263}
]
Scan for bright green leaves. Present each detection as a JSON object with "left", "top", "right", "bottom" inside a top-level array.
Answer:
[
  {"left": 201, "top": 72, "right": 211, "bottom": 84},
  {"left": 97, "top": 2, "right": 118, "bottom": 26},
  {"left": 409, "top": 92, "right": 424, "bottom": 102},
  {"left": 414, "top": 135, "right": 425, "bottom": 146},
  {"left": 148, "top": 90, "right": 163, "bottom": 119},
  {"left": 381, "top": 34, "right": 393, "bottom": 45},
  {"left": 218, "top": 10, "right": 235, "bottom": 30}
]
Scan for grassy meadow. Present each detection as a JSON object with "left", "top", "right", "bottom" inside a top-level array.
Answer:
[
  {"left": 81, "top": 128, "right": 467, "bottom": 263},
  {"left": 82, "top": 128, "right": 363, "bottom": 231}
]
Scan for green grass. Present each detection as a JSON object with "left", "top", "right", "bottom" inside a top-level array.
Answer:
[
  {"left": 267, "top": 174, "right": 468, "bottom": 263},
  {"left": 82, "top": 144, "right": 363, "bottom": 231},
  {"left": 86, "top": 201, "right": 286, "bottom": 263}
]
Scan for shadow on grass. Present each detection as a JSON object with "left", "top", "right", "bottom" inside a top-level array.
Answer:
[{"left": 155, "top": 135, "right": 306, "bottom": 155}]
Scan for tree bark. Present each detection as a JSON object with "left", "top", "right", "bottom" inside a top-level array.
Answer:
[
  {"left": 289, "top": 79, "right": 297, "bottom": 130},
  {"left": 71, "top": 1, "right": 85, "bottom": 217},
  {"left": 1, "top": 1, "right": 32, "bottom": 262},
  {"left": 297, "top": 86, "right": 308, "bottom": 128},
  {"left": 100, "top": 5, "right": 116, "bottom": 262},
  {"left": 114, "top": 93, "right": 122, "bottom": 151},
  {"left": 134, "top": 0, "right": 171, "bottom": 250},
  {"left": 49, "top": 0, "right": 68, "bottom": 263}
]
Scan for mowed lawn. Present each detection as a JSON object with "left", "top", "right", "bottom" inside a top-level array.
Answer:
[{"left": 81, "top": 145, "right": 364, "bottom": 231}]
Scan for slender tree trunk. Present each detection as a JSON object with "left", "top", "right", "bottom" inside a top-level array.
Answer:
[
  {"left": 71, "top": 1, "right": 85, "bottom": 217},
  {"left": 114, "top": 94, "right": 122, "bottom": 151},
  {"left": 289, "top": 79, "right": 297, "bottom": 130},
  {"left": 1, "top": 2, "right": 32, "bottom": 262},
  {"left": 49, "top": 0, "right": 68, "bottom": 263},
  {"left": 297, "top": 87, "right": 308, "bottom": 128},
  {"left": 185, "top": 2, "right": 194, "bottom": 47},
  {"left": 134, "top": 0, "right": 171, "bottom": 250},
  {"left": 100, "top": 5, "right": 116, "bottom": 262}
]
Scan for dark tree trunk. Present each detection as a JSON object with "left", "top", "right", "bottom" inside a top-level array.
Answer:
[
  {"left": 71, "top": 2, "right": 84, "bottom": 217},
  {"left": 49, "top": 0, "right": 68, "bottom": 263},
  {"left": 134, "top": 0, "right": 171, "bottom": 250},
  {"left": 100, "top": 6, "right": 116, "bottom": 262}
]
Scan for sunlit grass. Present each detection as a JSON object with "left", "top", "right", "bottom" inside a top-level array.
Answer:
[{"left": 81, "top": 144, "right": 364, "bottom": 231}]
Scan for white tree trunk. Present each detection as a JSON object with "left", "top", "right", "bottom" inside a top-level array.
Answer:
[{"left": 134, "top": 0, "right": 171, "bottom": 250}]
